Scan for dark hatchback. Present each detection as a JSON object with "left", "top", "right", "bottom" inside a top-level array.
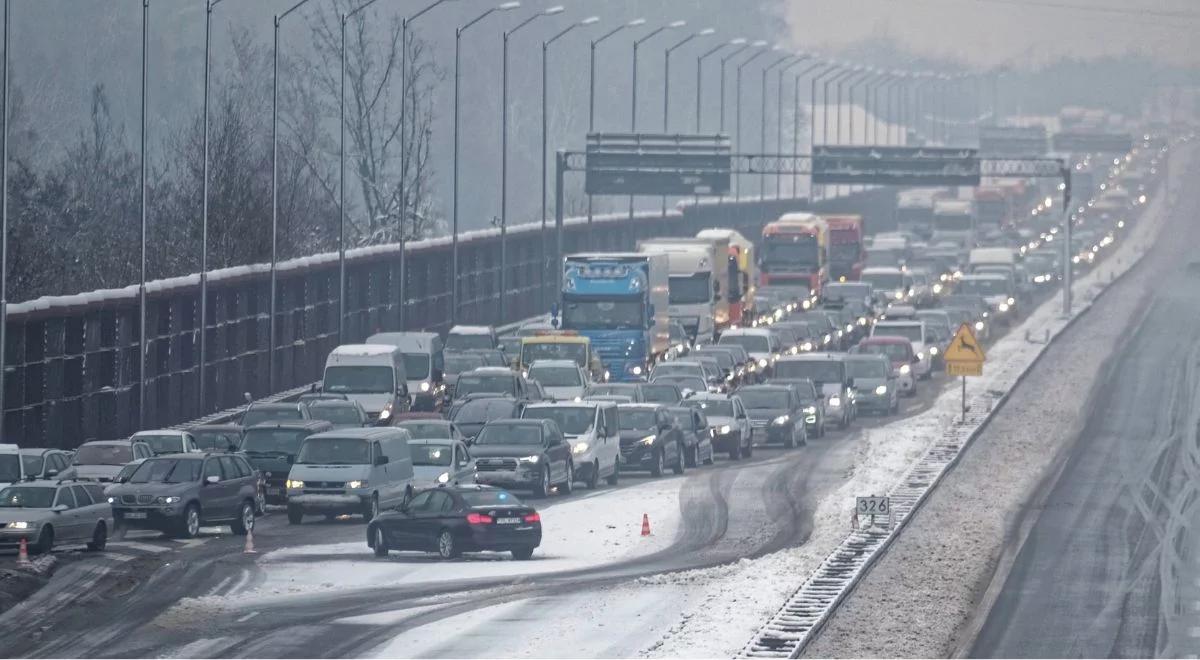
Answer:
[
  {"left": 240, "top": 420, "right": 333, "bottom": 504},
  {"left": 734, "top": 385, "right": 808, "bottom": 448},
  {"left": 616, "top": 404, "right": 686, "bottom": 476},
  {"left": 368, "top": 485, "right": 541, "bottom": 560}
]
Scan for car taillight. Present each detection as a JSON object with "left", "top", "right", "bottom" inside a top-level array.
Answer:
[
  {"left": 523, "top": 512, "right": 541, "bottom": 523},
  {"left": 466, "top": 513, "right": 493, "bottom": 525}
]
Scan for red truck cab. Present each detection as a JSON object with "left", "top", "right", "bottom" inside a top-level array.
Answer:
[
  {"left": 760, "top": 214, "right": 826, "bottom": 298},
  {"left": 823, "top": 215, "right": 865, "bottom": 281}
]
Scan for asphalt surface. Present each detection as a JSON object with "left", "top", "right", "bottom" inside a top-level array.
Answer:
[
  {"left": 971, "top": 202, "right": 1200, "bottom": 656},
  {"left": 0, "top": 373, "right": 953, "bottom": 658}
]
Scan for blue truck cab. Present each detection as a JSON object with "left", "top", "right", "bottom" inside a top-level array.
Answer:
[{"left": 558, "top": 253, "right": 670, "bottom": 382}]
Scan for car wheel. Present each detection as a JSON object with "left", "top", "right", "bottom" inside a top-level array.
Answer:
[
  {"left": 684, "top": 443, "right": 698, "bottom": 468},
  {"left": 35, "top": 525, "right": 54, "bottom": 554},
  {"left": 650, "top": 448, "right": 665, "bottom": 477},
  {"left": 437, "top": 529, "right": 461, "bottom": 559},
  {"left": 535, "top": 466, "right": 551, "bottom": 498},
  {"left": 511, "top": 547, "right": 535, "bottom": 561},
  {"left": 672, "top": 443, "right": 685, "bottom": 475},
  {"left": 798, "top": 427, "right": 808, "bottom": 447},
  {"left": 177, "top": 504, "right": 201, "bottom": 539},
  {"left": 586, "top": 460, "right": 600, "bottom": 490},
  {"left": 703, "top": 444, "right": 714, "bottom": 465},
  {"left": 363, "top": 493, "right": 380, "bottom": 521},
  {"left": 86, "top": 522, "right": 107, "bottom": 552},
  {"left": 605, "top": 460, "right": 620, "bottom": 486},
  {"left": 783, "top": 428, "right": 796, "bottom": 449},
  {"left": 231, "top": 500, "right": 255, "bottom": 536},
  {"left": 372, "top": 526, "right": 389, "bottom": 557},
  {"left": 287, "top": 506, "right": 304, "bottom": 525}
]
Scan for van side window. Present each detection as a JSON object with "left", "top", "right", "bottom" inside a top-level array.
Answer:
[
  {"left": 603, "top": 407, "right": 618, "bottom": 437},
  {"left": 372, "top": 441, "right": 383, "bottom": 461}
]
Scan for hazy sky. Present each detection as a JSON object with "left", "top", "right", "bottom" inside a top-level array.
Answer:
[{"left": 781, "top": 0, "right": 1199, "bottom": 69}]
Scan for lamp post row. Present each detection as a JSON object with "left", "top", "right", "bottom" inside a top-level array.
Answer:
[{"left": 0, "top": 2, "right": 981, "bottom": 436}]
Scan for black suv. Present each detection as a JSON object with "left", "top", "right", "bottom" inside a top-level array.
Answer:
[
  {"left": 107, "top": 453, "right": 261, "bottom": 538},
  {"left": 616, "top": 404, "right": 687, "bottom": 477},
  {"left": 734, "top": 385, "right": 808, "bottom": 448},
  {"left": 471, "top": 419, "right": 574, "bottom": 497},
  {"left": 240, "top": 420, "right": 333, "bottom": 505}
]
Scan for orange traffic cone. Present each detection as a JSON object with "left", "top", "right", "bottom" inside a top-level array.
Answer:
[
  {"left": 16, "top": 537, "right": 31, "bottom": 567},
  {"left": 243, "top": 526, "right": 257, "bottom": 555},
  {"left": 640, "top": 513, "right": 651, "bottom": 537}
]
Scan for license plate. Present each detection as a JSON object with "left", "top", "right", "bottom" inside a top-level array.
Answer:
[
  {"left": 496, "top": 517, "right": 521, "bottom": 525},
  {"left": 124, "top": 512, "right": 148, "bottom": 519},
  {"left": 267, "top": 488, "right": 282, "bottom": 495}
]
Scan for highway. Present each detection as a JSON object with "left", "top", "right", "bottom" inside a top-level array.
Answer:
[{"left": 970, "top": 179, "right": 1200, "bottom": 657}]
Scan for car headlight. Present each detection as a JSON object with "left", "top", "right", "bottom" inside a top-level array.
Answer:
[
  {"left": 572, "top": 442, "right": 589, "bottom": 455},
  {"left": 9, "top": 521, "right": 29, "bottom": 530},
  {"left": 899, "top": 364, "right": 911, "bottom": 375},
  {"left": 894, "top": 291, "right": 904, "bottom": 300},
  {"left": 1006, "top": 297, "right": 1015, "bottom": 306},
  {"left": 875, "top": 385, "right": 888, "bottom": 395},
  {"left": 640, "top": 435, "right": 657, "bottom": 446},
  {"left": 858, "top": 317, "right": 868, "bottom": 326},
  {"left": 917, "top": 352, "right": 925, "bottom": 360},
  {"left": 519, "top": 455, "right": 541, "bottom": 463},
  {"left": 803, "top": 406, "right": 817, "bottom": 415},
  {"left": 346, "top": 480, "right": 367, "bottom": 489},
  {"left": 823, "top": 334, "right": 832, "bottom": 344},
  {"left": 975, "top": 321, "right": 985, "bottom": 331},
  {"left": 802, "top": 342, "right": 813, "bottom": 351},
  {"left": 378, "top": 403, "right": 393, "bottom": 420},
  {"left": 828, "top": 396, "right": 842, "bottom": 407},
  {"left": 718, "top": 425, "right": 732, "bottom": 435},
  {"left": 845, "top": 324, "right": 854, "bottom": 333},
  {"left": 929, "top": 346, "right": 939, "bottom": 355},
  {"left": 155, "top": 496, "right": 181, "bottom": 504},
  {"left": 998, "top": 303, "right": 1010, "bottom": 312},
  {"left": 419, "top": 381, "right": 431, "bottom": 392},
  {"left": 932, "top": 283, "right": 943, "bottom": 294},
  {"left": 630, "top": 365, "right": 644, "bottom": 376},
  {"left": 286, "top": 479, "right": 305, "bottom": 489},
  {"left": 437, "top": 472, "right": 450, "bottom": 483},
  {"left": 603, "top": 370, "right": 611, "bottom": 381},
  {"left": 772, "top": 415, "right": 790, "bottom": 425},
  {"left": 758, "top": 358, "right": 768, "bottom": 368}
]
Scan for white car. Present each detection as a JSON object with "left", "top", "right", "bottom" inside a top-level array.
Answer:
[
  {"left": 527, "top": 359, "right": 591, "bottom": 401},
  {"left": 521, "top": 401, "right": 620, "bottom": 489},
  {"left": 871, "top": 321, "right": 933, "bottom": 380}
]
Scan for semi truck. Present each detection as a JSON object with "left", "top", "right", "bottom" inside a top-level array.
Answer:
[
  {"left": 760, "top": 212, "right": 827, "bottom": 300},
  {"left": 696, "top": 228, "right": 756, "bottom": 328},
  {"left": 559, "top": 253, "right": 670, "bottom": 382},
  {"left": 636, "top": 237, "right": 727, "bottom": 341},
  {"left": 895, "top": 188, "right": 945, "bottom": 239},
  {"left": 822, "top": 215, "right": 866, "bottom": 281},
  {"left": 931, "top": 199, "right": 976, "bottom": 247}
]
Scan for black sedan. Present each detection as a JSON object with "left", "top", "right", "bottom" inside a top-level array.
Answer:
[{"left": 367, "top": 485, "right": 541, "bottom": 560}]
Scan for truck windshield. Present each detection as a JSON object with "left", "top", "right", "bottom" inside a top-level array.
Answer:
[
  {"left": 775, "top": 361, "right": 844, "bottom": 383},
  {"left": 934, "top": 214, "right": 972, "bottom": 231},
  {"left": 668, "top": 273, "right": 713, "bottom": 305},
  {"left": 242, "top": 429, "right": 309, "bottom": 455},
  {"left": 323, "top": 366, "right": 395, "bottom": 394},
  {"left": 763, "top": 237, "right": 819, "bottom": 267},
  {"left": 897, "top": 207, "right": 931, "bottom": 227},
  {"left": 522, "top": 407, "right": 595, "bottom": 435},
  {"left": 521, "top": 342, "right": 587, "bottom": 368},
  {"left": 829, "top": 242, "right": 861, "bottom": 264},
  {"left": 562, "top": 298, "right": 643, "bottom": 330},
  {"left": 296, "top": 437, "right": 371, "bottom": 465},
  {"left": 957, "top": 279, "right": 1009, "bottom": 295},
  {"left": 863, "top": 272, "right": 903, "bottom": 289},
  {"left": 402, "top": 354, "right": 430, "bottom": 379}
]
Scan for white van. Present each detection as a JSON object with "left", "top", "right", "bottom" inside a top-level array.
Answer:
[
  {"left": 286, "top": 427, "right": 416, "bottom": 523},
  {"left": 521, "top": 401, "right": 620, "bottom": 489},
  {"left": 322, "top": 344, "right": 410, "bottom": 424},
  {"left": 367, "top": 332, "right": 445, "bottom": 411}
]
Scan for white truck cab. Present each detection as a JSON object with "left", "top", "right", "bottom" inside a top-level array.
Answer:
[{"left": 637, "top": 239, "right": 723, "bottom": 342}]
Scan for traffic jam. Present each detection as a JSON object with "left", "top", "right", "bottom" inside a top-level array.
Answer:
[{"left": 0, "top": 139, "right": 1160, "bottom": 568}]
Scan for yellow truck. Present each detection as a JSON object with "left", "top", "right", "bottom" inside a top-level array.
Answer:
[{"left": 517, "top": 333, "right": 606, "bottom": 382}]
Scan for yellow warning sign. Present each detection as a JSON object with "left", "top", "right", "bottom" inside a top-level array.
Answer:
[{"left": 943, "top": 323, "right": 985, "bottom": 376}]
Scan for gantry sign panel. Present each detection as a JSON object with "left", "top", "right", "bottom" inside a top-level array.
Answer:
[
  {"left": 584, "top": 133, "right": 732, "bottom": 196},
  {"left": 811, "top": 145, "right": 982, "bottom": 186}
]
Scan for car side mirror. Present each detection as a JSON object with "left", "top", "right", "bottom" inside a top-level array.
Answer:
[
  {"left": 911, "top": 356, "right": 920, "bottom": 364},
  {"left": 375, "top": 455, "right": 389, "bottom": 466},
  {"left": 51, "top": 504, "right": 68, "bottom": 513},
  {"left": 117, "top": 476, "right": 129, "bottom": 484},
  {"left": 205, "top": 475, "right": 220, "bottom": 485},
  {"left": 46, "top": 469, "right": 59, "bottom": 478},
  {"left": 847, "top": 378, "right": 855, "bottom": 388},
  {"left": 243, "top": 392, "right": 253, "bottom": 404},
  {"left": 286, "top": 454, "right": 295, "bottom": 465}
]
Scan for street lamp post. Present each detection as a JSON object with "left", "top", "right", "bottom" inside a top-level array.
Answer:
[
  {"left": 696, "top": 38, "right": 741, "bottom": 133},
  {"left": 665, "top": 28, "right": 714, "bottom": 132},
  {"left": 718, "top": 40, "right": 756, "bottom": 134},
  {"left": 834, "top": 67, "right": 862, "bottom": 144},
  {"left": 542, "top": 15, "right": 599, "bottom": 310},
  {"left": 789, "top": 60, "right": 824, "bottom": 197},
  {"left": 776, "top": 56, "right": 810, "bottom": 197},
  {"left": 451, "top": 2, "right": 520, "bottom": 324},
  {"left": 199, "top": 0, "right": 225, "bottom": 415},
  {"left": 138, "top": 0, "right": 149, "bottom": 427},
  {"left": 760, "top": 52, "right": 792, "bottom": 201},
  {"left": 846, "top": 68, "right": 873, "bottom": 146},
  {"left": 501, "top": 5, "right": 564, "bottom": 322},
  {"left": 0, "top": 0, "right": 9, "bottom": 437},
  {"left": 629, "top": 20, "right": 685, "bottom": 218},
  {"left": 587, "top": 18, "right": 644, "bottom": 229},
  {"left": 733, "top": 43, "right": 768, "bottom": 199}
]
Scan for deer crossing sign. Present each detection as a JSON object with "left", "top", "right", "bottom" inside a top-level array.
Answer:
[{"left": 944, "top": 323, "right": 985, "bottom": 377}]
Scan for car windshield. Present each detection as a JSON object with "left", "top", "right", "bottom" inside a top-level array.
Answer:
[
  {"left": 242, "top": 406, "right": 305, "bottom": 427},
  {"left": 528, "top": 366, "right": 582, "bottom": 388},
  {"left": 720, "top": 334, "right": 769, "bottom": 353},
  {"left": 0, "top": 455, "right": 20, "bottom": 482},
  {"left": 639, "top": 385, "right": 681, "bottom": 404},
  {"left": 847, "top": 360, "right": 889, "bottom": 379},
  {"left": 694, "top": 352, "right": 734, "bottom": 369},
  {"left": 0, "top": 486, "right": 55, "bottom": 508},
  {"left": 446, "top": 333, "right": 493, "bottom": 351},
  {"left": 619, "top": 409, "right": 658, "bottom": 430},
  {"left": 682, "top": 399, "right": 734, "bottom": 417},
  {"left": 21, "top": 455, "right": 44, "bottom": 476},
  {"left": 522, "top": 342, "right": 587, "bottom": 368},
  {"left": 668, "top": 411, "right": 696, "bottom": 429},
  {"left": 825, "top": 283, "right": 871, "bottom": 300},
  {"left": 874, "top": 325, "right": 924, "bottom": 342},
  {"left": 128, "top": 458, "right": 202, "bottom": 484},
  {"left": 241, "top": 429, "right": 309, "bottom": 456},
  {"left": 653, "top": 363, "right": 703, "bottom": 378},
  {"left": 865, "top": 251, "right": 898, "bottom": 267},
  {"left": 522, "top": 407, "right": 595, "bottom": 435},
  {"left": 296, "top": 437, "right": 371, "bottom": 465},
  {"left": 445, "top": 354, "right": 485, "bottom": 375},
  {"left": 461, "top": 490, "right": 522, "bottom": 506},
  {"left": 775, "top": 361, "right": 845, "bottom": 383},
  {"left": 322, "top": 366, "right": 394, "bottom": 395},
  {"left": 737, "top": 390, "right": 791, "bottom": 408},
  {"left": 307, "top": 404, "right": 363, "bottom": 426},
  {"left": 396, "top": 422, "right": 452, "bottom": 439},
  {"left": 668, "top": 273, "right": 713, "bottom": 305},
  {"left": 402, "top": 354, "right": 430, "bottom": 379},
  {"left": 450, "top": 399, "right": 517, "bottom": 424},
  {"left": 863, "top": 272, "right": 903, "bottom": 289},
  {"left": 587, "top": 384, "right": 638, "bottom": 397},
  {"left": 136, "top": 434, "right": 185, "bottom": 455},
  {"left": 411, "top": 444, "right": 453, "bottom": 467},
  {"left": 456, "top": 374, "right": 516, "bottom": 397},
  {"left": 73, "top": 444, "right": 132, "bottom": 466},
  {"left": 471, "top": 351, "right": 507, "bottom": 367},
  {"left": 562, "top": 298, "right": 643, "bottom": 330},
  {"left": 191, "top": 430, "right": 238, "bottom": 451},
  {"left": 652, "top": 376, "right": 706, "bottom": 392},
  {"left": 474, "top": 425, "right": 543, "bottom": 446},
  {"left": 957, "top": 278, "right": 1009, "bottom": 295},
  {"left": 859, "top": 342, "right": 911, "bottom": 361}
]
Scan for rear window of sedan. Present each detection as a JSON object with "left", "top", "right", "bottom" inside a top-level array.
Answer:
[{"left": 129, "top": 458, "right": 203, "bottom": 484}]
